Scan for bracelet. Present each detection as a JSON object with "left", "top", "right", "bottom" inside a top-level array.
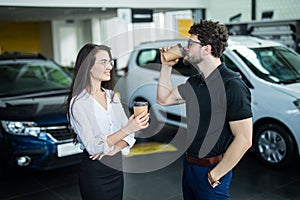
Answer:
[{"left": 207, "top": 170, "right": 221, "bottom": 188}]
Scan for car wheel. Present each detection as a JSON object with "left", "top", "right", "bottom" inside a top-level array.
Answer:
[{"left": 254, "top": 123, "right": 295, "bottom": 168}]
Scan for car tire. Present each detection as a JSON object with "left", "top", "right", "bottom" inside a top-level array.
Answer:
[{"left": 254, "top": 123, "right": 295, "bottom": 168}]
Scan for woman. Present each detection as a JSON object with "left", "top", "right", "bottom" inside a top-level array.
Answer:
[{"left": 66, "top": 43, "right": 149, "bottom": 200}]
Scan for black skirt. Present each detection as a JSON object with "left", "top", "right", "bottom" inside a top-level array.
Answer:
[{"left": 79, "top": 150, "right": 124, "bottom": 200}]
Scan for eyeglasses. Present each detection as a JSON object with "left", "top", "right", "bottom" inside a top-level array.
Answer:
[
  {"left": 98, "top": 59, "right": 114, "bottom": 68},
  {"left": 187, "top": 39, "right": 206, "bottom": 48}
]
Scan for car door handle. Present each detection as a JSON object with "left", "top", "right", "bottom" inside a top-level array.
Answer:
[{"left": 154, "top": 78, "right": 159, "bottom": 81}]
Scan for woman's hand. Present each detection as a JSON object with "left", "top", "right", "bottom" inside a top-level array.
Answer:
[
  {"left": 89, "top": 153, "right": 105, "bottom": 160},
  {"left": 122, "top": 110, "right": 149, "bottom": 135},
  {"left": 89, "top": 145, "right": 122, "bottom": 160},
  {"left": 89, "top": 141, "right": 128, "bottom": 160}
]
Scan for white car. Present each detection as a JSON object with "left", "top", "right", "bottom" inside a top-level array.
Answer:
[{"left": 116, "top": 36, "right": 300, "bottom": 168}]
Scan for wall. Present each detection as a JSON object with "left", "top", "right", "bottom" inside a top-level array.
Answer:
[
  {"left": 0, "top": 22, "right": 53, "bottom": 57},
  {"left": 0, "top": 22, "right": 41, "bottom": 53},
  {"left": 101, "top": 10, "right": 193, "bottom": 69},
  {"left": 52, "top": 20, "right": 92, "bottom": 67},
  {"left": 38, "top": 22, "right": 53, "bottom": 59},
  {"left": 206, "top": 0, "right": 252, "bottom": 22},
  {"left": 4, "top": 1, "right": 299, "bottom": 66},
  {"left": 256, "top": 0, "right": 300, "bottom": 20},
  {"left": 206, "top": 0, "right": 300, "bottom": 23}
]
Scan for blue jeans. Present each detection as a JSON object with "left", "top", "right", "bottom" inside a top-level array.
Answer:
[{"left": 182, "top": 156, "right": 232, "bottom": 200}]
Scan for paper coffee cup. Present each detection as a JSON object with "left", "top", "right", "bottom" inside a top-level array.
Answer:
[
  {"left": 133, "top": 101, "right": 148, "bottom": 117},
  {"left": 162, "top": 43, "right": 185, "bottom": 62}
]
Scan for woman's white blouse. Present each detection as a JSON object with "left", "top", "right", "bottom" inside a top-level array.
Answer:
[{"left": 69, "top": 89, "right": 135, "bottom": 155}]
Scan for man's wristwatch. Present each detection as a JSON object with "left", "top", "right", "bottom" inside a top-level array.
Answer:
[{"left": 207, "top": 170, "right": 221, "bottom": 188}]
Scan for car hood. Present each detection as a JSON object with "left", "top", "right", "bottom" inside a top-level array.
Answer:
[
  {"left": 0, "top": 90, "right": 69, "bottom": 126},
  {"left": 272, "top": 82, "right": 300, "bottom": 98}
]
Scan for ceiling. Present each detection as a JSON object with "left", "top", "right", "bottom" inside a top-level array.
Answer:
[
  {"left": 0, "top": 6, "right": 118, "bottom": 22},
  {"left": 0, "top": 6, "right": 186, "bottom": 22}
]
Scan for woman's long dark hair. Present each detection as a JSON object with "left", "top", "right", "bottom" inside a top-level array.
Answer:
[{"left": 66, "top": 43, "right": 116, "bottom": 143}]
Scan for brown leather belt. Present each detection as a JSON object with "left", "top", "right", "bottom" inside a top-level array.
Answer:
[{"left": 186, "top": 154, "right": 222, "bottom": 167}]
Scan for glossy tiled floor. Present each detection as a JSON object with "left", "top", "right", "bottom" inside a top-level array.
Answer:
[
  {"left": 123, "top": 151, "right": 300, "bottom": 200},
  {"left": 1, "top": 126, "right": 300, "bottom": 200}
]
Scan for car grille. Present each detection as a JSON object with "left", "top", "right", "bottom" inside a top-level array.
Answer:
[{"left": 45, "top": 126, "right": 72, "bottom": 142}]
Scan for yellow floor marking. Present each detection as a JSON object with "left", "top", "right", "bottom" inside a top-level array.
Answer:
[{"left": 125, "top": 142, "right": 177, "bottom": 157}]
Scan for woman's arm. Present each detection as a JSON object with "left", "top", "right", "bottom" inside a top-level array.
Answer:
[
  {"left": 106, "top": 112, "right": 148, "bottom": 147},
  {"left": 71, "top": 103, "right": 111, "bottom": 155},
  {"left": 89, "top": 140, "right": 128, "bottom": 160},
  {"left": 72, "top": 100, "right": 147, "bottom": 155}
]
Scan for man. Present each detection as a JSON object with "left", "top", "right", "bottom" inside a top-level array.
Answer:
[{"left": 157, "top": 19, "right": 253, "bottom": 199}]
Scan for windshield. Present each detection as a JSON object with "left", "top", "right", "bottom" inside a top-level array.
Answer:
[
  {"left": 0, "top": 60, "right": 72, "bottom": 97},
  {"left": 234, "top": 46, "right": 300, "bottom": 84}
]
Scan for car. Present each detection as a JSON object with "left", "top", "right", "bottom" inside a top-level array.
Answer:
[
  {"left": 116, "top": 36, "right": 300, "bottom": 168},
  {"left": 0, "top": 51, "right": 82, "bottom": 173}
]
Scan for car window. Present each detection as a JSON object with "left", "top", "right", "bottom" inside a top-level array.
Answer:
[
  {"left": 136, "top": 48, "right": 198, "bottom": 76},
  {"left": 234, "top": 46, "right": 300, "bottom": 84},
  {"left": 136, "top": 49, "right": 161, "bottom": 72},
  {"left": 222, "top": 54, "right": 253, "bottom": 88},
  {"left": 0, "top": 60, "right": 72, "bottom": 97},
  {"left": 137, "top": 49, "right": 158, "bottom": 66}
]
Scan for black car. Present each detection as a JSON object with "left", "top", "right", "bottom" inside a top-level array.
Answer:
[{"left": 0, "top": 51, "right": 82, "bottom": 173}]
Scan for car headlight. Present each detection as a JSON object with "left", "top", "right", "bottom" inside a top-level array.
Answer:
[
  {"left": 294, "top": 99, "right": 300, "bottom": 110},
  {"left": 1, "top": 121, "right": 40, "bottom": 137}
]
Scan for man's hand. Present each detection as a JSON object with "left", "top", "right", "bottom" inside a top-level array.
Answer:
[{"left": 159, "top": 48, "right": 179, "bottom": 66}]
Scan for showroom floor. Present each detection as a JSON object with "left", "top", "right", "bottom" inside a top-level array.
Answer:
[
  {"left": 1, "top": 126, "right": 300, "bottom": 200},
  {"left": 1, "top": 149, "right": 300, "bottom": 200}
]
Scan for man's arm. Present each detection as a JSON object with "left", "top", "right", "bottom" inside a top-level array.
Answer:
[
  {"left": 209, "top": 117, "right": 253, "bottom": 186},
  {"left": 156, "top": 49, "right": 185, "bottom": 106}
]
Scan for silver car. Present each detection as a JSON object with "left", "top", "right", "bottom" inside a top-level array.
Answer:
[{"left": 116, "top": 36, "right": 300, "bottom": 168}]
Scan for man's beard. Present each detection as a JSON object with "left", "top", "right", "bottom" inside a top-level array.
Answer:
[
  {"left": 183, "top": 54, "right": 200, "bottom": 66},
  {"left": 183, "top": 57, "right": 201, "bottom": 74},
  {"left": 182, "top": 58, "right": 190, "bottom": 66},
  {"left": 183, "top": 57, "right": 198, "bottom": 69}
]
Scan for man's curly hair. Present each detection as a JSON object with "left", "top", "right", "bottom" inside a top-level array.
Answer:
[{"left": 188, "top": 19, "right": 228, "bottom": 58}]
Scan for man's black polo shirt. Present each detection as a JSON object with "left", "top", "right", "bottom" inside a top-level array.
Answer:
[{"left": 178, "top": 63, "right": 252, "bottom": 158}]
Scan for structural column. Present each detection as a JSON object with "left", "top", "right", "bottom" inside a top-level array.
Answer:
[{"left": 91, "top": 18, "right": 102, "bottom": 44}]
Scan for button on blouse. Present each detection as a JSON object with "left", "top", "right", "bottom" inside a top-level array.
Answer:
[{"left": 70, "top": 89, "right": 135, "bottom": 155}]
